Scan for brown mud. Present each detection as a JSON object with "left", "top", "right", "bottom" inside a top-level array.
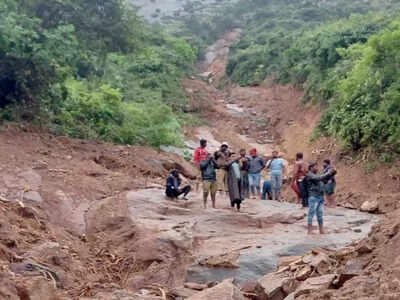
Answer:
[{"left": 0, "top": 30, "right": 399, "bottom": 299}]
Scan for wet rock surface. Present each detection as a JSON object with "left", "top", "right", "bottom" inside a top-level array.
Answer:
[{"left": 126, "top": 188, "right": 379, "bottom": 285}]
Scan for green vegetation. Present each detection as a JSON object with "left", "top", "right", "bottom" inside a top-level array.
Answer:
[
  {"left": 318, "top": 21, "right": 400, "bottom": 152},
  {"left": 198, "top": 0, "right": 400, "bottom": 153},
  {"left": 0, "top": 0, "right": 196, "bottom": 147}
]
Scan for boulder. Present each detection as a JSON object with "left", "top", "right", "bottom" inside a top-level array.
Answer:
[
  {"left": 199, "top": 251, "right": 240, "bottom": 268},
  {"left": 187, "top": 279, "right": 245, "bottom": 300},
  {"left": 240, "top": 281, "right": 265, "bottom": 300},
  {"left": 360, "top": 200, "right": 379, "bottom": 213},
  {"left": 161, "top": 159, "right": 198, "bottom": 180},
  {"left": 356, "top": 244, "right": 373, "bottom": 255},
  {"left": 23, "top": 191, "right": 43, "bottom": 205},
  {"left": 309, "top": 252, "right": 335, "bottom": 275},
  {"left": 294, "top": 274, "right": 336, "bottom": 297},
  {"left": 258, "top": 273, "right": 295, "bottom": 300}
]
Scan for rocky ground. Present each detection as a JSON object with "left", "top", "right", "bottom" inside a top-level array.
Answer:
[{"left": 0, "top": 31, "right": 400, "bottom": 300}]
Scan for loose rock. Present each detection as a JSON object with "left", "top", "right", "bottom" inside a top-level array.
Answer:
[
  {"left": 360, "top": 200, "right": 379, "bottom": 213},
  {"left": 187, "top": 279, "right": 245, "bottom": 300},
  {"left": 294, "top": 274, "right": 336, "bottom": 297}
]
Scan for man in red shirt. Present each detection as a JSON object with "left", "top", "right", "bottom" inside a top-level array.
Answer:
[{"left": 194, "top": 139, "right": 208, "bottom": 167}]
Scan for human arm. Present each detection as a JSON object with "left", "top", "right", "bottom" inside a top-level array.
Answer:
[
  {"left": 307, "top": 170, "right": 337, "bottom": 182},
  {"left": 194, "top": 149, "right": 200, "bottom": 165},
  {"left": 260, "top": 157, "right": 266, "bottom": 170}
]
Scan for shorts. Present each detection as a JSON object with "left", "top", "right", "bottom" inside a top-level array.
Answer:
[
  {"left": 216, "top": 169, "right": 227, "bottom": 191},
  {"left": 324, "top": 182, "right": 336, "bottom": 195},
  {"left": 203, "top": 181, "right": 218, "bottom": 194}
]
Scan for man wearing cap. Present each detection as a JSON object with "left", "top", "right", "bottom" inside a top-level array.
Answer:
[
  {"left": 248, "top": 148, "right": 266, "bottom": 199},
  {"left": 214, "top": 142, "right": 230, "bottom": 194}
]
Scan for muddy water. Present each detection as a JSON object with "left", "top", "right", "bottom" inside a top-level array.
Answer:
[{"left": 126, "top": 188, "right": 380, "bottom": 285}]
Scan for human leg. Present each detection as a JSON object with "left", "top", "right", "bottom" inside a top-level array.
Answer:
[
  {"left": 254, "top": 173, "right": 261, "bottom": 196},
  {"left": 271, "top": 174, "right": 282, "bottom": 201},
  {"left": 248, "top": 174, "right": 255, "bottom": 197},
  {"left": 316, "top": 198, "right": 325, "bottom": 234},
  {"left": 275, "top": 174, "right": 283, "bottom": 201},
  {"left": 307, "top": 196, "right": 319, "bottom": 234},
  {"left": 203, "top": 181, "right": 211, "bottom": 208},
  {"left": 298, "top": 180, "right": 308, "bottom": 207},
  {"left": 210, "top": 182, "right": 218, "bottom": 208},
  {"left": 216, "top": 169, "right": 225, "bottom": 193},
  {"left": 325, "top": 182, "right": 336, "bottom": 207},
  {"left": 261, "top": 182, "right": 267, "bottom": 200},
  {"left": 182, "top": 185, "right": 191, "bottom": 197}
]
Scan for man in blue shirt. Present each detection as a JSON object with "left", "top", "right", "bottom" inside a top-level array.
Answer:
[{"left": 267, "top": 151, "right": 286, "bottom": 201}]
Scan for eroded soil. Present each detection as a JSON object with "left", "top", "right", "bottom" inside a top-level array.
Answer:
[{"left": 0, "top": 30, "right": 399, "bottom": 300}]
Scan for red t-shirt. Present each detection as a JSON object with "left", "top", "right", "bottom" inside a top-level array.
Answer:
[{"left": 194, "top": 147, "right": 208, "bottom": 165}]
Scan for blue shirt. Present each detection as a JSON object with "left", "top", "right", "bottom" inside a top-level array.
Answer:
[{"left": 269, "top": 158, "right": 284, "bottom": 175}]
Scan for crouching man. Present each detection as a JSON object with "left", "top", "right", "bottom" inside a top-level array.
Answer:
[{"left": 165, "top": 169, "right": 191, "bottom": 200}]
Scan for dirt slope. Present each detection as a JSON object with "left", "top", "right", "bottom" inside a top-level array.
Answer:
[{"left": 0, "top": 29, "right": 399, "bottom": 300}]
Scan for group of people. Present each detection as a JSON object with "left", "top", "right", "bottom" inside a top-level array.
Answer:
[{"left": 165, "top": 138, "right": 337, "bottom": 234}]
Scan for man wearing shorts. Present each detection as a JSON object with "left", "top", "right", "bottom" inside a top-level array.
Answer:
[{"left": 200, "top": 154, "right": 219, "bottom": 209}]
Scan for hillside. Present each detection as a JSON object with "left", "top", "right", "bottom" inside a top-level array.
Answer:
[{"left": 1, "top": 0, "right": 400, "bottom": 299}]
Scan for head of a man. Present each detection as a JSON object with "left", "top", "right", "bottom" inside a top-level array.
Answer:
[
  {"left": 220, "top": 142, "right": 229, "bottom": 153},
  {"left": 272, "top": 150, "right": 279, "bottom": 158},
  {"left": 323, "top": 159, "right": 331, "bottom": 168},
  {"left": 296, "top": 152, "right": 303, "bottom": 161},
  {"left": 308, "top": 163, "right": 318, "bottom": 173},
  {"left": 200, "top": 139, "right": 207, "bottom": 148},
  {"left": 250, "top": 148, "right": 257, "bottom": 157},
  {"left": 239, "top": 149, "right": 246, "bottom": 157},
  {"left": 170, "top": 169, "right": 179, "bottom": 178}
]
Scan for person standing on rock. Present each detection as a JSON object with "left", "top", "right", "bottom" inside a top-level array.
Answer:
[
  {"left": 214, "top": 142, "right": 231, "bottom": 195},
  {"left": 292, "top": 152, "right": 308, "bottom": 208},
  {"left": 226, "top": 153, "right": 243, "bottom": 211},
  {"left": 194, "top": 139, "right": 209, "bottom": 191},
  {"left": 200, "top": 153, "right": 219, "bottom": 209},
  {"left": 165, "top": 169, "right": 191, "bottom": 200},
  {"left": 238, "top": 149, "right": 250, "bottom": 199},
  {"left": 305, "top": 163, "right": 337, "bottom": 234},
  {"left": 323, "top": 159, "right": 336, "bottom": 207},
  {"left": 248, "top": 149, "right": 266, "bottom": 199},
  {"left": 266, "top": 151, "right": 286, "bottom": 201},
  {"left": 194, "top": 139, "right": 209, "bottom": 167}
]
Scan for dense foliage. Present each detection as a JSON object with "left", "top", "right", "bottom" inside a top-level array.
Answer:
[
  {"left": 318, "top": 21, "right": 400, "bottom": 152},
  {"left": 211, "top": 0, "right": 400, "bottom": 152},
  {"left": 0, "top": 0, "right": 196, "bottom": 146}
]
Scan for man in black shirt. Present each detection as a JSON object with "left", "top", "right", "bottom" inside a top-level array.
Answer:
[{"left": 165, "top": 169, "right": 191, "bottom": 200}]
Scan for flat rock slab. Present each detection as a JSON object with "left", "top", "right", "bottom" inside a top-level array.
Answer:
[{"left": 127, "top": 188, "right": 380, "bottom": 284}]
